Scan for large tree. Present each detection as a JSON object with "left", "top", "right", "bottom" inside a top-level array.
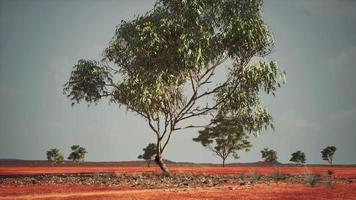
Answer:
[
  {"left": 64, "top": 0, "right": 285, "bottom": 173},
  {"left": 193, "top": 115, "right": 252, "bottom": 167}
]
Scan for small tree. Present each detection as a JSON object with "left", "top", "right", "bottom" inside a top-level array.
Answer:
[
  {"left": 261, "top": 148, "right": 278, "bottom": 163},
  {"left": 46, "top": 148, "right": 64, "bottom": 165},
  {"left": 68, "top": 145, "right": 87, "bottom": 164},
  {"left": 138, "top": 143, "right": 157, "bottom": 167},
  {"left": 290, "top": 150, "right": 306, "bottom": 165},
  {"left": 193, "top": 115, "right": 252, "bottom": 167},
  {"left": 321, "top": 146, "right": 336, "bottom": 166}
]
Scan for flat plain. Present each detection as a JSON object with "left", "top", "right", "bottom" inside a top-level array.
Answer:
[{"left": 1, "top": 162, "right": 355, "bottom": 200}]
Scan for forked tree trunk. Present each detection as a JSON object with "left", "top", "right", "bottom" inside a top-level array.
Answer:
[{"left": 155, "top": 141, "right": 169, "bottom": 174}]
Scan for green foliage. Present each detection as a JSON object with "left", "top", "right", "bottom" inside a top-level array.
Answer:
[
  {"left": 68, "top": 145, "right": 87, "bottom": 163},
  {"left": 193, "top": 114, "right": 252, "bottom": 167},
  {"left": 138, "top": 143, "right": 157, "bottom": 167},
  {"left": 261, "top": 148, "right": 278, "bottom": 163},
  {"left": 63, "top": 0, "right": 285, "bottom": 172},
  {"left": 46, "top": 148, "right": 64, "bottom": 164},
  {"left": 308, "top": 175, "right": 322, "bottom": 187},
  {"left": 321, "top": 146, "right": 336, "bottom": 165},
  {"left": 290, "top": 150, "right": 306, "bottom": 165}
]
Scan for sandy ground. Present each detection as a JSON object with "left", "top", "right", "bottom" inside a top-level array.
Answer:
[{"left": 0, "top": 166, "right": 355, "bottom": 200}]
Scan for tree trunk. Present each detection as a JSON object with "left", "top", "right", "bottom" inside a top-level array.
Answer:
[
  {"left": 155, "top": 154, "right": 169, "bottom": 174},
  {"left": 147, "top": 160, "right": 151, "bottom": 168},
  {"left": 154, "top": 142, "right": 169, "bottom": 174},
  {"left": 222, "top": 159, "right": 225, "bottom": 168}
]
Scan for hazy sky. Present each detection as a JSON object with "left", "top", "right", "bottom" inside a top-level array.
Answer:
[{"left": 1, "top": 0, "right": 355, "bottom": 165}]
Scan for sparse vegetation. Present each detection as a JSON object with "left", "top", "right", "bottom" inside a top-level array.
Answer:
[
  {"left": 138, "top": 143, "right": 157, "bottom": 167},
  {"left": 321, "top": 146, "right": 336, "bottom": 166},
  {"left": 46, "top": 148, "right": 64, "bottom": 165},
  {"left": 261, "top": 148, "right": 278, "bottom": 163},
  {"left": 193, "top": 114, "right": 252, "bottom": 167},
  {"left": 68, "top": 145, "right": 87, "bottom": 164}
]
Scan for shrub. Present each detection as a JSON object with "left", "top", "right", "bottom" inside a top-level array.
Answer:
[
  {"left": 272, "top": 168, "right": 286, "bottom": 181},
  {"left": 251, "top": 171, "right": 261, "bottom": 181},
  {"left": 308, "top": 175, "right": 322, "bottom": 187},
  {"left": 327, "top": 170, "right": 334, "bottom": 177}
]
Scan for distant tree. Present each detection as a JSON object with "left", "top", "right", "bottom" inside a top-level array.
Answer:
[
  {"left": 261, "top": 148, "right": 278, "bottom": 163},
  {"left": 138, "top": 143, "right": 157, "bottom": 167},
  {"left": 290, "top": 150, "right": 306, "bottom": 165},
  {"left": 321, "top": 146, "right": 336, "bottom": 165},
  {"left": 63, "top": 0, "right": 285, "bottom": 174},
  {"left": 193, "top": 115, "right": 252, "bottom": 167},
  {"left": 46, "top": 148, "right": 64, "bottom": 165},
  {"left": 68, "top": 145, "right": 87, "bottom": 164}
]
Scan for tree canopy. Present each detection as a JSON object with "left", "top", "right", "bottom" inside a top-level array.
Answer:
[
  {"left": 46, "top": 148, "right": 64, "bottom": 165},
  {"left": 193, "top": 114, "right": 252, "bottom": 167},
  {"left": 290, "top": 150, "right": 306, "bottom": 165},
  {"left": 261, "top": 148, "right": 278, "bottom": 163},
  {"left": 64, "top": 0, "right": 285, "bottom": 173},
  {"left": 68, "top": 145, "right": 87, "bottom": 163},
  {"left": 321, "top": 146, "right": 336, "bottom": 165},
  {"left": 138, "top": 143, "right": 157, "bottom": 167}
]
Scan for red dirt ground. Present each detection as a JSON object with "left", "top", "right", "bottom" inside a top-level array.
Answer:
[
  {"left": 1, "top": 166, "right": 355, "bottom": 178},
  {"left": 1, "top": 183, "right": 355, "bottom": 200},
  {"left": 1, "top": 166, "right": 355, "bottom": 199}
]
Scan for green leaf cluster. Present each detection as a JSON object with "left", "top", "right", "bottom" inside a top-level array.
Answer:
[
  {"left": 260, "top": 148, "right": 278, "bottom": 163},
  {"left": 321, "top": 146, "right": 336, "bottom": 165},
  {"left": 68, "top": 145, "right": 88, "bottom": 163},
  {"left": 46, "top": 148, "right": 64, "bottom": 164},
  {"left": 138, "top": 143, "right": 157, "bottom": 161},
  {"left": 290, "top": 150, "right": 306, "bottom": 165},
  {"left": 193, "top": 114, "right": 252, "bottom": 164}
]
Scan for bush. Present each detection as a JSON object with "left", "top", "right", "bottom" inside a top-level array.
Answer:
[
  {"left": 239, "top": 173, "right": 245, "bottom": 181},
  {"left": 327, "top": 170, "right": 334, "bottom": 177},
  {"left": 308, "top": 175, "right": 322, "bottom": 187},
  {"left": 272, "top": 168, "right": 286, "bottom": 181},
  {"left": 251, "top": 171, "right": 261, "bottom": 181}
]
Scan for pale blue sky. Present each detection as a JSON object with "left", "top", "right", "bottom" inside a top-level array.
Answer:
[{"left": 1, "top": 0, "right": 355, "bottom": 164}]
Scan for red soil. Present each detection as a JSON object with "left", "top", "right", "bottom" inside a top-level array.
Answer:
[
  {"left": 1, "top": 183, "right": 355, "bottom": 200},
  {"left": 1, "top": 166, "right": 355, "bottom": 199},
  {"left": 1, "top": 166, "right": 355, "bottom": 178}
]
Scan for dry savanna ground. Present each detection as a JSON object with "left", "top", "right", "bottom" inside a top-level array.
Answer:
[{"left": 0, "top": 164, "right": 355, "bottom": 200}]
